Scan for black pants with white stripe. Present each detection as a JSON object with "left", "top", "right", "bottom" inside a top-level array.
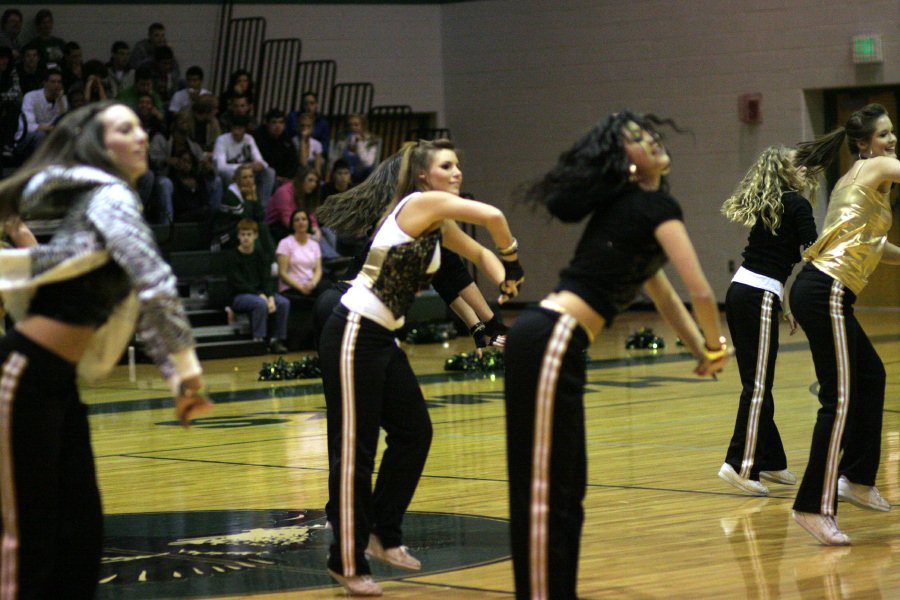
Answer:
[
  {"left": 723, "top": 282, "right": 788, "bottom": 479},
  {"left": 319, "top": 305, "right": 433, "bottom": 576},
  {"left": 0, "top": 330, "right": 102, "bottom": 599},
  {"left": 790, "top": 264, "right": 885, "bottom": 515},
  {"left": 505, "top": 307, "right": 589, "bottom": 600}
]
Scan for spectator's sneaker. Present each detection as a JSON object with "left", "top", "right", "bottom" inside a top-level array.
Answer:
[
  {"left": 327, "top": 569, "right": 383, "bottom": 596},
  {"left": 792, "top": 511, "right": 851, "bottom": 546},
  {"left": 365, "top": 534, "right": 421, "bottom": 571},
  {"left": 760, "top": 469, "right": 797, "bottom": 485},
  {"left": 838, "top": 475, "right": 891, "bottom": 512},
  {"left": 718, "top": 463, "right": 769, "bottom": 496},
  {"left": 268, "top": 339, "right": 288, "bottom": 354}
]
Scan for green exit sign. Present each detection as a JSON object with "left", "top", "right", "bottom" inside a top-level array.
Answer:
[{"left": 852, "top": 34, "right": 883, "bottom": 64}]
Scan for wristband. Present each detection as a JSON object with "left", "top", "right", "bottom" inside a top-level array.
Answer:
[
  {"left": 497, "top": 237, "right": 518, "bottom": 256},
  {"left": 703, "top": 336, "right": 728, "bottom": 362},
  {"left": 502, "top": 258, "right": 524, "bottom": 283},
  {"left": 469, "top": 321, "right": 488, "bottom": 348}
]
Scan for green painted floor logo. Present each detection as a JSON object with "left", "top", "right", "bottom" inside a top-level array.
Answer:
[{"left": 97, "top": 509, "right": 510, "bottom": 599}]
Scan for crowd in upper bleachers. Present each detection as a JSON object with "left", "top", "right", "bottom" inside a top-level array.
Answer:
[{"left": 0, "top": 8, "right": 380, "bottom": 349}]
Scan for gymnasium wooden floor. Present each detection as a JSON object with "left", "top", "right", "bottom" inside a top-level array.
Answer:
[{"left": 83, "top": 309, "right": 900, "bottom": 599}]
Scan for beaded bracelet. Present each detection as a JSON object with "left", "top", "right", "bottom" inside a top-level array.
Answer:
[{"left": 497, "top": 237, "right": 518, "bottom": 256}]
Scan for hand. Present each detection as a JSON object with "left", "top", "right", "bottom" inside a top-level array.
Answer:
[
  {"left": 498, "top": 258, "right": 524, "bottom": 304},
  {"left": 266, "top": 296, "right": 277, "bottom": 313},
  {"left": 694, "top": 345, "right": 732, "bottom": 378},
  {"left": 175, "top": 376, "right": 213, "bottom": 427},
  {"left": 785, "top": 312, "right": 799, "bottom": 336}
]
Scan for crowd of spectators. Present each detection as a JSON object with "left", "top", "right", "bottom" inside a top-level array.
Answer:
[{"left": 0, "top": 8, "right": 394, "bottom": 350}]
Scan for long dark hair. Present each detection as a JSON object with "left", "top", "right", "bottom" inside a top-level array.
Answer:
[
  {"left": 524, "top": 110, "right": 680, "bottom": 222},
  {"left": 316, "top": 150, "right": 403, "bottom": 235},
  {"left": 794, "top": 103, "right": 888, "bottom": 174},
  {"left": 291, "top": 165, "right": 320, "bottom": 214},
  {"left": 0, "top": 100, "right": 132, "bottom": 220}
]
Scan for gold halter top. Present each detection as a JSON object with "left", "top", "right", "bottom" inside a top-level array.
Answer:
[{"left": 804, "top": 162, "right": 892, "bottom": 295}]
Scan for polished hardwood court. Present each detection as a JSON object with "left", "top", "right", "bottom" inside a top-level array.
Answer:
[{"left": 83, "top": 309, "right": 900, "bottom": 599}]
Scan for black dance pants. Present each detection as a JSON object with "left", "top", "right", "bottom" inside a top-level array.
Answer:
[
  {"left": 504, "top": 306, "right": 589, "bottom": 600},
  {"left": 0, "top": 329, "right": 102, "bottom": 599},
  {"left": 790, "top": 264, "right": 885, "bottom": 515},
  {"left": 319, "top": 305, "right": 433, "bottom": 576},
  {"left": 723, "top": 282, "right": 788, "bottom": 479}
]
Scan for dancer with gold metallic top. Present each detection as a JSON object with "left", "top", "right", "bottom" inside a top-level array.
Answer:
[{"left": 790, "top": 103, "right": 899, "bottom": 545}]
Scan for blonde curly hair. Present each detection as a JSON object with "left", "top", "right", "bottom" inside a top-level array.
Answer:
[{"left": 722, "top": 145, "right": 817, "bottom": 234}]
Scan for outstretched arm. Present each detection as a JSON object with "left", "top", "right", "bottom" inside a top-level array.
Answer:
[
  {"left": 442, "top": 220, "right": 522, "bottom": 303},
  {"left": 653, "top": 220, "right": 729, "bottom": 376}
]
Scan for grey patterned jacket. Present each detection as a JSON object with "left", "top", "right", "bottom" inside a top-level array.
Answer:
[{"left": 0, "top": 166, "right": 200, "bottom": 389}]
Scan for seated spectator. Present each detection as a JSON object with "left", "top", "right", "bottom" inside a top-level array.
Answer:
[
  {"left": 320, "top": 158, "right": 353, "bottom": 200},
  {"left": 148, "top": 45, "right": 180, "bottom": 104},
  {"left": 255, "top": 108, "right": 298, "bottom": 187},
  {"left": 169, "top": 65, "right": 210, "bottom": 115},
  {"left": 333, "top": 113, "right": 380, "bottom": 183},
  {"left": 265, "top": 166, "right": 320, "bottom": 243},
  {"left": 212, "top": 162, "right": 274, "bottom": 258},
  {"left": 131, "top": 22, "right": 181, "bottom": 82},
  {"left": 293, "top": 112, "right": 323, "bottom": 178},
  {"left": 136, "top": 92, "right": 166, "bottom": 139},
  {"left": 0, "top": 46, "right": 21, "bottom": 153},
  {"left": 225, "top": 218, "right": 289, "bottom": 354},
  {"left": 276, "top": 209, "right": 328, "bottom": 302},
  {"left": 66, "top": 87, "right": 86, "bottom": 110},
  {"left": 0, "top": 9, "right": 23, "bottom": 62},
  {"left": 0, "top": 45, "right": 20, "bottom": 104},
  {"left": 16, "top": 45, "right": 45, "bottom": 94},
  {"left": 219, "top": 92, "right": 255, "bottom": 132},
  {"left": 184, "top": 94, "right": 220, "bottom": 153},
  {"left": 212, "top": 113, "right": 274, "bottom": 205},
  {"left": 15, "top": 68, "right": 66, "bottom": 157},
  {"left": 219, "top": 69, "right": 255, "bottom": 120},
  {"left": 28, "top": 9, "right": 65, "bottom": 68},
  {"left": 104, "top": 41, "right": 134, "bottom": 98},
  {"left": 286, "top": 91, "right": 329, "bottom": 155},
  {"left": 118, "top": 65, "right": 164, "bottom": 119},
  {"left": 81, "top": 60, "right": 109, "bottom": 104},
  {"left": 150, "top": 111, "right": 221, "bottom": 221},
  {"left": 60, "top": 41, "right": 83, "bottom": 91}
]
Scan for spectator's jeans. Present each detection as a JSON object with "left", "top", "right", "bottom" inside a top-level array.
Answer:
[
  {"left": 137, "top": 172, "right": 174, "bottom": 224},
  {"left": 232, "top": 292, "right": 290, "bottom": 340},
  {"left": 14, "top": 130, "right": 48, "bottom": 158}
]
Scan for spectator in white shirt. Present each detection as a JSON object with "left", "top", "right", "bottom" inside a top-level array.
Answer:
[
  {"left": 16, "top": 68, "right": 67, "bottom": 157},
  {"left": 168, "top": 65, "right": 210, "bottom": 115},
  {"left": 213, "top": 113, "right": 275, "bottom": 206}
]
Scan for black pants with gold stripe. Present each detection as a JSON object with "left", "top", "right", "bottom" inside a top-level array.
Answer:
[
  {"left": 319, "top": 305, "right": 433, "bottom": 576},
  {"left": 0, "top": 330, "right": 102, "bottom": 599},
  {"left": 504, "top": 307, "right": 589, "bottom": 600},
  {"left": 723, "top": 282, "right": 788, "bottom": 479},
  {"left": 790, "top": 265, "right": 885, "bottom": 515}
]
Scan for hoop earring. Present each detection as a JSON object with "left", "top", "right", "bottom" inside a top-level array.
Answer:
[{"left": 628, "top": 163, "right": 638, "bottom": 182}]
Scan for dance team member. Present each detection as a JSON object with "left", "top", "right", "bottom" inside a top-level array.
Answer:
[
  {"left": 718, "top": 145, "right": 818, "bottom": 495},
  {"left": 317, "top": 147, "right": 509, "bottom": 353},
  {"left": 504, "top": 110, "right": 729, "bottom": 599},
  {"left": 317, "top": 139, "right": 524, "bottom": 595},
  {"left": 0, "top": 101, "right": 210, "bottom": 598},
  {"left": 789, "top": 103, "right": 899, "bottom": 545}
]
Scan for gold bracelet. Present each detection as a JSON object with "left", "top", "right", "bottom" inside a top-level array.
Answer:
[{"left": 497, "top": 237, "right": 518, "bottom": 256}]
